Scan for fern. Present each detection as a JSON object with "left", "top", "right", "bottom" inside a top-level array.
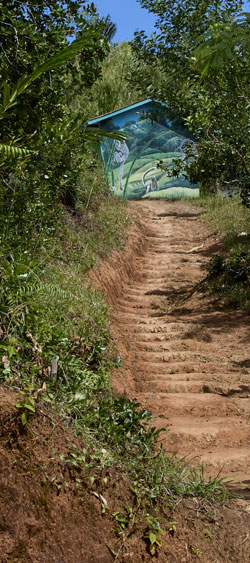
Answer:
[
  {"left": 36, "top": 282, "right": 81, "bottom": 303},
  {"left": 0, "top": 143, "right": 34, "bottom": 157}
]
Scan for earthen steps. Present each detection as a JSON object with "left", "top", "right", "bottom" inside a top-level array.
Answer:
[
  {"left": 129, "top": 349, "right": 231, "bottom": 361},
  {"left": 129, "top": 361, "right": 239, "bottom": 374},
  {"left": 110, "top": 201, "right": 250, "bottom": 484},
  {"left": 135, "top": 391, "right": 250, "bottom": 416},
  {"left": 136, "top": 380, "right": 250, "bottom": 395},
  {"left": 136, "top": 373, "right": 246, "bottom": 383}
]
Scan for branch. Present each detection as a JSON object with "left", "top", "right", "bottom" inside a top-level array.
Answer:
[{"left": 233, "top": 148, "right": 250, "bottom": 175}]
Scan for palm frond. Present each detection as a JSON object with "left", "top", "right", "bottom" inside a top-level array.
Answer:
[
  {"left": 103, "top": 15, "right": 117, "bottom": 42},
  {"left": 85, "top": 128, "right": 128, "bottom": 143}
]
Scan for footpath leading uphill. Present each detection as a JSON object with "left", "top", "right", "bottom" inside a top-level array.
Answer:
[
  {"left": 107, "top": 200, "right": 250, "bottom": 492},
  {"left": 1, "top": 199, "right": 250, "bottom": 562}
]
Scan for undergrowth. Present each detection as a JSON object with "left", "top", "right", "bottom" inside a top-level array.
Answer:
[{"left": 197, "top": 195, "right": 250, "bottom": 309}]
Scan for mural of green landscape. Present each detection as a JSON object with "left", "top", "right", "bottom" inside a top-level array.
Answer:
[{"left": 98, "top": 102, "right": 199, "bottom": 199}]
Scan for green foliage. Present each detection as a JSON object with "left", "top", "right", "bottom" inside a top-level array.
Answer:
[
  {"left": 0, "top": 33, "right": 106, "bottom": 117},
  {"left": 131, "top": 1, "right": 250, "bottom": 206},
  {"left": 15, "top": 383, "right": 40, "bottom": 425},
  {"left": 0, "top": 1, "right": 107, "bottom": 137},
  {"left": 0, "top": 0, "right": 116, "bottom": 260},
  {"left": 0, "top": 144, "right": 34, "bottom": 157},
  {"left": 0, "top": 236, "right": 112, "bottom": 385},
  {"left": 132, "top": 0, "right": 242, "bottom": 106},
  {"left": 194, "top": 15, "right": 250, "bottom": 76},
  {"left": 144, "top": 514, "right": 165, "bottom": 556},
  {"left": 198, "top": 194, "right": 250, "bottom": 237},
  {"left": 189, "top": 14, "right": 250, "bottom": 206},
  {"left": 0, "top": 0, "right": 129, "bottom": 261},
  {"left": 206, "top": 249, "right": 250, "bottom": 308},
  {"left": 91, "top": 42, "right": 140, "bottom": 115},
  {"left": 208, "top": 251, "right": 250, "bottom": 285},
  {"left": 198, "top": 196, "right": 250, "bottom": 308},
  {"left": 82, "top": 396, "right": 163, "bottom": 452}
]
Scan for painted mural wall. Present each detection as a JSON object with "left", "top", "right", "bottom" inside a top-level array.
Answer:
[{"left": 100, "top": 104, "right": 199, "bottom": 199}]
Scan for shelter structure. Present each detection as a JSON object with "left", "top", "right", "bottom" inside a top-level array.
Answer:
[{"left": 87, "top": 99, "right": 199, "bottom": 199}]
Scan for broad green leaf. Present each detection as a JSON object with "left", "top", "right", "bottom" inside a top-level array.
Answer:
[
  {"left": 21, "top": 412, "right": 27, "bottom": 425},
  {"left": 3, "top": 81, "right": 10, "bottom": 108},
  {"left": 24, "top": 403, "right": 36, "bottom": 412},
  {"left": 150, "top": 543, "right": 156, "bottom": 555}
]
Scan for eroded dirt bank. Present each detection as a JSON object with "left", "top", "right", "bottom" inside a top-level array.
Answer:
[
  {"left": 1, "top": 388, "right": 250, "bottom": 562},
  {"left": 92, "top": 200, "right": 250, "bottom": 491}
]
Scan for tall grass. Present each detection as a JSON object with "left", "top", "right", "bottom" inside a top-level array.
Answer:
[{"left": 198, "top": 195, "right": 249, "bottom": 239}]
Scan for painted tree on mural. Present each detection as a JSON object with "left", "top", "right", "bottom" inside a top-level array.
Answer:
[{"left": 98, "top": 106, "right": 198, "bottom": 199}]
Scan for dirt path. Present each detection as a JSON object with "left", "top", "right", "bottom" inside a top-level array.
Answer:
[
  {"left": 109, "top": 200, "right": 250, "bottom": 492},
  {"left": 1, "top": 200, "right": 250, "bottom": 562}
]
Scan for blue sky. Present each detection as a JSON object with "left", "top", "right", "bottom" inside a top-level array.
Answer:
[
  {"left": 94, "top": 0, "right": 156, "bottom": 42},
  {"left": 95, "top": 0, "right": 250, "bottom": 43}
]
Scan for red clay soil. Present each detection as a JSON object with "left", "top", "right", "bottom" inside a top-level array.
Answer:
[
  {"left": 92, "top": 200, "right": 250, "bottom": 493},
  {"left": 1, "top": 387, "right": 250, "bottom": 562}
]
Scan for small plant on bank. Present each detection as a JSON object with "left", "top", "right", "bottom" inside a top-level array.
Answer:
[
  {"left": 168, "top": 520, "right": 177, "bottom": 535},
  {"left": 144, "top": 513, "right": 165, "bottom": 556},
  {"left": 15, "top": 383, "right": 39, "bottom": 425},
  {"left": 191, "top": 545, "right": 203, "bottom": 558},
  {"left": 204, "top": 528, "right": 213, "bottom": 538},
  {"left": 206, "top": 249, "right": 250, "bottom": 308},
  {"left": 113, "top": 503, "right": 139, "bottom": 539},
  {"left": 113, "top": 511, "right": 130, "bottom": 536}
]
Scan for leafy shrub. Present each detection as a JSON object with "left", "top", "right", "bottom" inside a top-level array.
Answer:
[
  {"left": 206, "top": 248, "right": 250, "bottom": 308},
  {"left": 208, "top": 250, "right": 250, "bottom": 285}
]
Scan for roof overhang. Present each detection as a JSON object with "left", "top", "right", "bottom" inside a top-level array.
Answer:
[{"left": 87, "top": 98, "right": 167, "bottom": 126}]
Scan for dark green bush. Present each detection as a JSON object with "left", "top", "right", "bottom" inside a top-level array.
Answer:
[{"left": 206, "top": 247, "right": 250, "bottom": 308}]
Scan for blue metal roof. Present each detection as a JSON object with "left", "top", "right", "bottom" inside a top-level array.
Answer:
[{"left": 87, "top": 98, "right": 165, "bottom": 125}]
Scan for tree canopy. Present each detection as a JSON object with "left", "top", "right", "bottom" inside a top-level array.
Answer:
[
  {"left": 91, "top": 42, "right": 140, "bottom": 116},
  {"left": 131, "top": 0, "right": 250, "bottom": 205},
  {"left": 0, "top": 0, "right": 114, "bottom": 254}
]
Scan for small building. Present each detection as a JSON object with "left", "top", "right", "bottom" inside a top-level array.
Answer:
[{"left": 87, "top": 99, "right": 199, "bottom": 200}]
